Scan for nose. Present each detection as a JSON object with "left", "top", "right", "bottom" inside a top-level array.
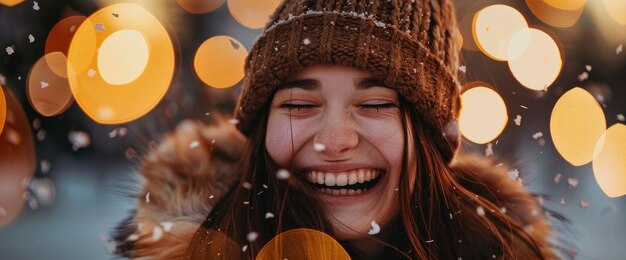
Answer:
[{"left": 313, "top": 113, "right": 359, "bottom": 159}]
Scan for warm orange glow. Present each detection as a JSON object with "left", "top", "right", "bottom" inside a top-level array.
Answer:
[
  {"left": 67, "top": 3, "right": 175, "bottom": 124},
  {"left": 459, "top": 84, "right": 508, "bottom": 144},
  {"left": 258, "top": 228, "right": 350, "bottom": 260},
  {"left": 508, "top": 28, "right": 562, "bottom": 91},
  {"left": 97, "top": 29, "right": 149, "bottom": 85},
  {"left": 603, "top": 0, "right": 626, "bottom": 25},
  {"left": 543, "top": 0, "right": 587, "bottom": 11},
  {"left": 194, "top": 35, "right": 247, "bottom": 89},
  {"left": 526, "top": 0, "right": 584, "bottom": 28},
  {"left": 550, "top": 87, "right": 606, "bottom": 166},
  {"left": 0, "top": 89, "right": 36, "bottom": 228},
  {"left": 45, "top": 16, "right": 87, "bottom": 56},
  {"left": 176, "top": 0, "right": 225, "bottom": 14},
  {"left": 0, "top": 86, "right": 5, "bottom": 135},
  {"left": 0, "top": 0, "right": 24, "bottom": 7},
  {"left": 593, "top": 124, "right": 626, "bottom": 198},
  {"left": 27, "top": 52, "right": 74, "bottom": 117},
  {"left": 473, "top": 5, "right": 528, "bottom": 61},
  {"left": 227, "top": 0, "right": 281, "bottom": 29}
]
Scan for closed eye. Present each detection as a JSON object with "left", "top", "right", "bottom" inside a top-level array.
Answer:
[
  {"left": 280, "top": 103, "right": 318, "bottom": 111},
  {"left": 359, "top": 103, "right": 397, "bottom": 112}
]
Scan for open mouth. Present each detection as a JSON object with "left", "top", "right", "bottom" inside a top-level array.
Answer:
[{"left": 303, "top": 169, "right": 384, "bottom": 196}]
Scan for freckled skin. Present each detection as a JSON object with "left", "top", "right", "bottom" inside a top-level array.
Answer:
[{"left": 266, "top": 65, "right": 416, "bottom": 241}]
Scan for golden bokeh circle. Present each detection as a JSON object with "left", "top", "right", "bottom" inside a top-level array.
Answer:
[
  {"left": 45, "top": 16, "right": 87, "bottom": 77},
  {"left": 226, "top": 0, "right": 282, "bottom": 29},
  {"left": 0, "top": 86, "right": 5, "bottom": 135},
  {"left": 603, "top": 0, "right": 626, "bottom": 25},
  {"left": 459, "top": 83, "right": 508, "bottom": 144},
  {"left": 0, "top": 88, "right": 36, "bottom": 228},
  {"left": 0, "top": 0, "right": 25, "bottom": 7},
  {"left": 176, "top": 0, "right": 225, "bottom": 14},
  {"left": 550, "top": 87, "right": 606, "bottom": 166},
  {"left": 473, "top": 5, "right": 528, "bottom": 61},
  {"left": 67, "top": 3, "right": 175, "bottom": 124},
  {"left": 508, "top": 28, "right": 562, "bottom": 91},
  {"left": 26, "top": 52, "right": 74, "bottom": 117},
  {"left": 97, "top": 29, "right": 149, "bottom": 85},
  {"left": 593, "top": 123, "right": 626, "bottom": 198},
  {"left": 543, "top": 0, "right": 587, "bottom": 11},
  {"left": 257, "top": 228, "right": 350, "bottom": 260},
  {"left": 526, "top": 0, "right": 584, "bottom": 28},
  {"left": 194, "top": 35, "right": 248, "bottom": 89}
]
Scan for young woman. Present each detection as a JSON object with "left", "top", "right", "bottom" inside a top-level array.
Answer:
[{"left": 113, "top": 0, "right": 556, "bottom": 259}]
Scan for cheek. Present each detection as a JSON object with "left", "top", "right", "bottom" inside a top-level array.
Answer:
[
  {"left": 265, "top": 113, "right": 313, "bottom": 167},
  {"left": 359, "top": 117, "right": 404, "bottom": 166}
]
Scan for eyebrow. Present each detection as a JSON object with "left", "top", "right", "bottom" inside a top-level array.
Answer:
[{"left": 275, "top": 77, "right": 389, "bottom": 91}]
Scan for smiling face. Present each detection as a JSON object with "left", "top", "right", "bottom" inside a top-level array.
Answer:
[{"left": 265, "top": 64, "right": 415, "bottom": 240}]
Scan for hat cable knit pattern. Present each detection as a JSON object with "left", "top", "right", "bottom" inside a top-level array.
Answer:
[{"left": 234, "top": 0, "right": 462, "bottom": 161}]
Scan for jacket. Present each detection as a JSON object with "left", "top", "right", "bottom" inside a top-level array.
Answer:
[{"left": 111, "top": 118, "right": 555, "bottom": 259}]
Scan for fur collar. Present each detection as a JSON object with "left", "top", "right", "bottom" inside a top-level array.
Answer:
[{"left": 111, "top": 119, "right": 554, "bottom": 259}]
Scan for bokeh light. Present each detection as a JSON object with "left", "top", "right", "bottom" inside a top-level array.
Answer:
[
  {"left": 0, "top": 89, "right": 36, "bottom": 228},
  {"left": 603, "top": 0, "right": 626, "bottom": 25},
  {"left": 67, "top": 3, "right": 175, "bottom": 124},
  {"left": 176, "top": 0, "right": 225, "bottom": 14},
  {"left": 227, "top": 0, "right": 281, "bottom": 29},
  {"left": 473, "top": 4, "right": 528, "bottom": 61},
  {"left": 526, "top": 0, "right": 584, "bottom": 28},
  {"left": 194, "top": 35, "right": 247, "bottom": 89},
  {"left": 593, "top": 124, "right": 626, "bottom": 198},
  {"left": 257, "top": 228, "right": 350, "bottom": 260},
  {"left": 459, "top": 84, "right": 508, "bottom": 144},
  {"left": 0, "top": 0, "right": 24, "bottom": 7},
  {"left": 45, "top": 16, "right": 87, "bottom": 56},
  {"left": 97, "top": 29, "right": 149, "bottom": 85},
  {"left": 26, "top": 52, "right": 74, "bottom": 117},
  {"left": 543, "top": 0, "right": 587, "bottom": 11},
  {"left": 0, "top": 86, "right": 5, "bottom": 135},
  {"left": 508, "top": 28, "right": 562, "bottom": 91},
  {"left": 550, "top": 87, "right": 606, "bottom": 166}
]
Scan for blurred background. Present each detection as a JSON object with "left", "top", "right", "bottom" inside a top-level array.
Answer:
[{"left": 0, "top": 0, "right": 624, "bottom": 259}]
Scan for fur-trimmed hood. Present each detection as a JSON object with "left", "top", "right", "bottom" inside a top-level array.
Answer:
[{"left": 112, "top": 119, "right": 554, "bottom": 259}]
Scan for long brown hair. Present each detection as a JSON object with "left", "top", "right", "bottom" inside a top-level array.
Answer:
[{"left": 187, "top": 95, "right": 547, "bottom": 259}]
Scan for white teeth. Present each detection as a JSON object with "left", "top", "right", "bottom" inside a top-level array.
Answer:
[
  {"left": 348, "top": 189, "right": 355, "bottom": 195},
  {"left": 316, "top": 172, "right": 325, "bottom": 185},
  {"left": 336, "top": 173, "right": 348, "bottom": 186},
  {"left": 332, "top": 189, "right": 339, "bottom": 195},
  {"left": 358, "top": 169, "right": 365, "bottom": 183},
  {"left": 324, "top": 174, "right": 336, "bottom": 186},
  {"left": 348, "top": 171, "right": 358, "bottom": 185},
  {"left": 365, "top": 170, "right": 372, "bottom": 181}
]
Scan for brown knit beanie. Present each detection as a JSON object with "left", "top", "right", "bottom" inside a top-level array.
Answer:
[{"left": 234, "top": 0, "right": 462, "bottom": 162}]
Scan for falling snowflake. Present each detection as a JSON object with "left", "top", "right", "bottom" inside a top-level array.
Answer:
[
  {"left": 242, "top": 245, "right": 248, "bottom": 252},
  {"left": 579, "top": 199, "right": 590, "bottom": 208},
  {"left": 33, "top": 1, "right": 40, "bottom": 10},
  {"left": 95, "top": 23, "right": 105, "bottom": 32},
  {"left": 209, "top": 194, "right": 214, "bottom": 199},
  {"left": 152, "top": 226, "right": 163, "bottom": 241},
  {"left": 228, "top": 118, "right": 240, "bottom": 125},
  {"left": 0, "top": 74, "right": 5, "bottom": 85},
  {"left": 265, "top": 212, "right": 275, "bottom": 219},
  {"left": 520, "top": 105, "right": 528, "bottom": 109},
  {"left": 458, "top": 65, "right": 466, "bottom": 73},
  {"left": 189, "top": 140, "right": 200, "bottom": 149},
  {"left": 303, "top": 38, "right": 311, "bottom": 45},
  {"left": 617, "top": 114, "right": 625, "bottom": 122},
  {"left": 161, "top": 222, "right": 173, "bottom": 232},
  {"left": 145, "top": 192, "right": 151, "bottom": 203},
  {"left": 532, "top": 132, "right": 543, "bottom": 140},
  {"left": 242, "top": 182, "right": 252, "bottom": 189},
  {"left": 127, "top": 233, "right": 139, "bottom": 241},
  {"left": 507, "top": 169, "right": 519, "bottom": 180},
  {"left": 6, "top": 46, "right": 15, "bottom": 55},
  {"left": 500, "top": 207, "right": 507, "bottom": 213},
  {"left": 68, "top": 130, "right": 91, "bottom": 150},
  {"left": 368, "top": 220, "right": 380, "bottom": 235},
  {"left": 567, "top": 177, "right": 579, "bottom": 188},
  {"left": 560, "top": 198, "right": 565, "bottom": 205},
  {"left": 87, "top": 69, "right": 96, "bottom": 77},
  {"left": 577, "top": 71, "right": 588, "bottom": 82},
  {"left": 112, "top": 13, "right": 119, "bottom": 18},
  {"left": 514, "top": 115, "right": 522, "bottom": 126},
  {"left": 313, "top": 143, "right": 326, "bottom": 152},
  {"left": 28, "top": 34, "right": 35, "bottom": 43},
  {"left": 554, "top": 173, "right": 562, "bottom": 184},
  {"left": 585, "top": 65, "right": 592, "bottom": 72},
  {"left": 40, "top": 160, "right": 51, "bottom": 174},
  {"left": 617, "top": 44, "right": 623, "bottom": 55},
  {"left": 246, "top": 232, "right": 259, "bottom": 242},
  {"left": 485, "top": 143, "right": 493, "bottom": 157},
  {"left": 276, "top": 169, "right": 290, "bottom": 180},
  {"left": 40, "top": 81, "right": 49, "bottom": 88},
  {"left": 476, "top": 206, "right": 485, "bottom": 217}
]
